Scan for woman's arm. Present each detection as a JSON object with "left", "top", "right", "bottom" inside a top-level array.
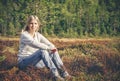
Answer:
[
  {"left": 20, "top": 32, "right": 50, "bottom": 50},
  {"left": 37, "top": 33, "right": 55, "bottom": 49}
]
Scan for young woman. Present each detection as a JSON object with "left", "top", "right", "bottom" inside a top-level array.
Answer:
[{"left": 18, "top": 15, "right": 71, "bottom": 81}]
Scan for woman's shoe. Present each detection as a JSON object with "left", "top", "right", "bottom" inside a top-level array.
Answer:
[
  {"left": 62, "top": 71, "right": 73, "bottom": 80},
  {"left": 53, "top": 70, "right": 65, "bottom": 81},
  {"left": 53, "top": 75, "right": 65, "bottom": 81}
]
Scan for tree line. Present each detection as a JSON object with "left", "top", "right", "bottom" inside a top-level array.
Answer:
[{"left": 0, "top": 0, "right": 120, "bottom": 37}]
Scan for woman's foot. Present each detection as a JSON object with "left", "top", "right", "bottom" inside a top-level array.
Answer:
[
  {"left": 53, "top": 70, "right": 65, "bottom": 81},
  {"left": 53, "top": 75, "right": 65, "bottom": 81},
  {"left": 62, "top": 71, "right": 73, "bottom": 80}
]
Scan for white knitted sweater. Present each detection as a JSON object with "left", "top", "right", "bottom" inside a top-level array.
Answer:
[{"left": 18, "top": 31, "right": 55, "bottom": 61}]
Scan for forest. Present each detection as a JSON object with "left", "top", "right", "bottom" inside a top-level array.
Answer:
[{"left": 0, "top": 0, "right": 120, "bottom": 37}]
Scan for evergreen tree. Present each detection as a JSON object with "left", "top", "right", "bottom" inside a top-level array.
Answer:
[
  {"left": 0, "top": 0, "right": 119, "bottom": 37},
  {"left": 8, "top": 22, "right": 15, "bottom": 36}
]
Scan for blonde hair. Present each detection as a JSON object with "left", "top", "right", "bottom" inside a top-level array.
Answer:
[{"left": 24, "top": 15, "right": 41, "bottom": 32}]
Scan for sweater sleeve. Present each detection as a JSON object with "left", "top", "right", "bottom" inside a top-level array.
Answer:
[
  {"left": 37, "top": 33, "right": 55, "bottom": 49},
  {"left": 20, "top": 32, "right": 49, "bottom": 50}
]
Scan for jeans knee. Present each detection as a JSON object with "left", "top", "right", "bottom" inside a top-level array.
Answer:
[{"left": 41, "top": 50, "right": 49, "bottom": 57}]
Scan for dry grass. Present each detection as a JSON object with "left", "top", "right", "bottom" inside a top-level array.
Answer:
[{"left": 0, "top": 37, "right": 120, "bottom": 81}]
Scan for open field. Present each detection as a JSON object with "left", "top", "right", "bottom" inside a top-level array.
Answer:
[{"left": 0, "top": 38, "right": 120, "bottom": 81}]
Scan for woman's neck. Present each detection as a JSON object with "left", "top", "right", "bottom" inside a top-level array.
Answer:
[{"left": 28, "top": 31, "right": 35, "bottom": 37}]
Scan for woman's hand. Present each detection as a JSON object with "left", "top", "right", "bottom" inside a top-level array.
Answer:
[
  {"left": 51, "top": 48, "right": 57, "bottom": 54},
  {"left": 47, "top": 45, "right": 57, "bottom": 54}
]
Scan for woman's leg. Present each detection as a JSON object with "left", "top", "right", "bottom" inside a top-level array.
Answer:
[
  {"left": 50, "top": 51, "right": 63, "bottom": 69},
  {"left": 35, "top": 60, "right": 45, "bottom": 68},
  {"left": 39, "top": 50, "right": 64, "bottom": 80},
  {"left": 50, "top": 51, "right": 71, "bottom": 78},
  {"left": 40, "top": 50, "right": 59, "bottom": 76},
  {"left": 18, "top": 50, "right": 64, "bottom": 80},
  {"left": 18, "top": 50, "right": 57, "bottom": 72},
  {"left": 18, "top": 50, "right": 43, "bottom": 69}
]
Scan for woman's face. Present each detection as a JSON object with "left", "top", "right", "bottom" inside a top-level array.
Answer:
[{"left": 28, "top": 19, "right": 38, "bottom": 32}]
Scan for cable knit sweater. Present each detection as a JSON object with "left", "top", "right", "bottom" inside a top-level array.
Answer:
[{"left": 18, "top": 31, "right": 55, "bottom": 62}]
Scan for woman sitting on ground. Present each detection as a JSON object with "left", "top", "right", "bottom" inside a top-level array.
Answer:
[{"left": 17, "top": 15, "right": 72, "bottom": 81}]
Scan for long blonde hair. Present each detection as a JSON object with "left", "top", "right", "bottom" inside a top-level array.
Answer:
[{"left": 24, "top": 15, "right": 41, "bottom": 32}]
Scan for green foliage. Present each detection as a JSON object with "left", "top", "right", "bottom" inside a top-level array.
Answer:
[
  {"left": 0, "top": 55, "right": 6, "bottom": 62},
  {"left": 0, "top": 0, "right": 119, "bottom": 37},
  {"left": 8, "top": 22, "right": 16, "bottom": 36}
]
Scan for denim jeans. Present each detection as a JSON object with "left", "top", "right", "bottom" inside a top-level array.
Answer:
[{"left": 18, "top": 49, "right": 63, "bottom": 76}]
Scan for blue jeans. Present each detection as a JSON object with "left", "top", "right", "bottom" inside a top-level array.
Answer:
[{"left": 18, "top": 49, "right": 63, "bottom": 76}]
